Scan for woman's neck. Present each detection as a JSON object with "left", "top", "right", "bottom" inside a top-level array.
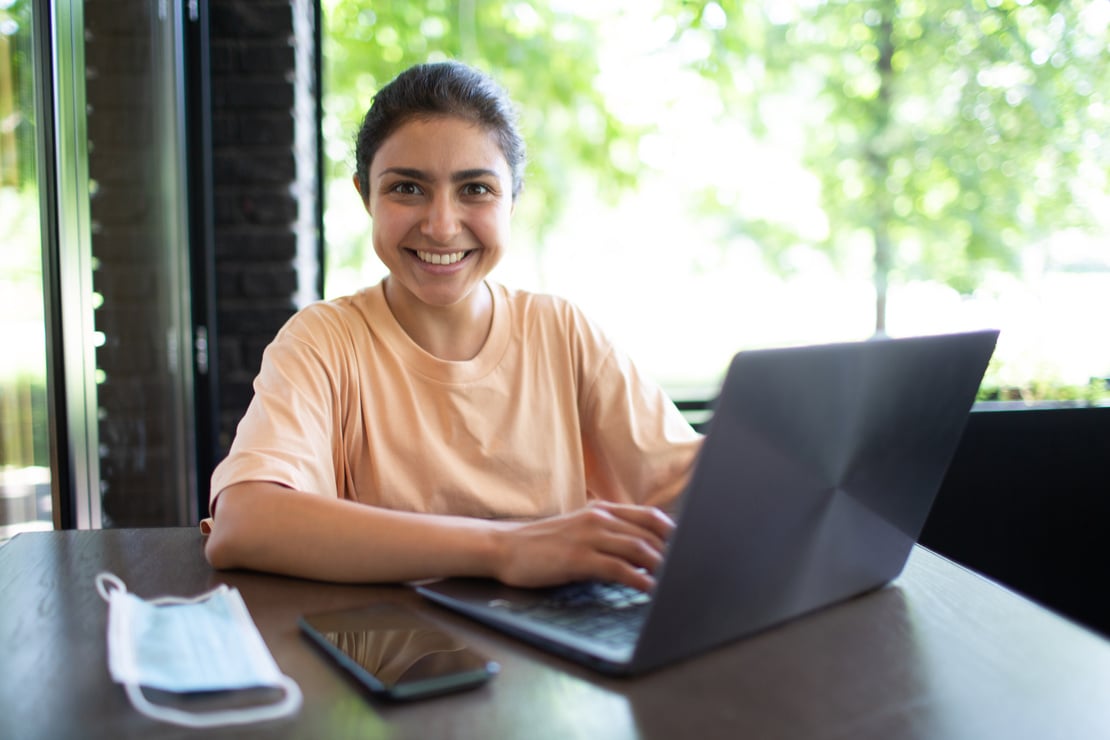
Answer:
[{"left": 383, "top": 278, "right": 494, "bottom": 361}]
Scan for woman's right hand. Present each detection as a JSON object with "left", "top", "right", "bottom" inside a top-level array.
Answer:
[{"left": 491, "top": 501, "right": 676, "bottom": 592}]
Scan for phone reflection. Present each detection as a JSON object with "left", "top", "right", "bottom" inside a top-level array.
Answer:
[
  {"left": 305, "top": 603, "right": 493, "bottom": 691},
  {"left": 322, "top": 626, "right": 476, "bottom": 687}
]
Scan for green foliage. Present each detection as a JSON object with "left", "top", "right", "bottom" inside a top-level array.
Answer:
[
  {"left": 1, "top": 0, "right": 39, "bottom": 189},
  {"left": 0, "top": 373, "right": 50, "bottom": 468},
  {"left": 977, "top": 376, "right": 1110, "bottom": 407},
  {"left": 322, "top": 1, "right": 1109, "bottom": 336},
  {"left": 322, "top": 0, "right": 645, "bottom": 274},
  {"left": 666, "top": 0, "right": 1110, "bottom": 329}
]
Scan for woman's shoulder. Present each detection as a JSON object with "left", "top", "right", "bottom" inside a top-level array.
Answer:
[
  {"left": 280, "top": 284, "right": 384, "bottom": 336},
  {"left": 494, "top": 282, "right": 614, "bottom": 352},
  {"left": 496, "top": 282, "right": 591, "bottom": 325},
  {"left": 268, "top": 284, "right": 388, "bottom": 362}
]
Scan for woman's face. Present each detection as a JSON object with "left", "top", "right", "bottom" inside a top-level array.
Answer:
[{"left": 361, "top": 116, "right": 514, "bottom": 313}]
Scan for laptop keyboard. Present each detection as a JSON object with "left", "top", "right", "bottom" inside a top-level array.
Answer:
[{"left": 502, "top": 582, "right": 652, "bottom": 648}]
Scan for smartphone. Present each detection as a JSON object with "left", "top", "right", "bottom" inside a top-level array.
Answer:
[{"left": 299, "top": 602, "right": 499, "bottom": 700}]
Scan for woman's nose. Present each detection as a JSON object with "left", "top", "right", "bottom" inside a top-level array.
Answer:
[{"left": 421, "top": 194, "right": 462, "bottom": 243}]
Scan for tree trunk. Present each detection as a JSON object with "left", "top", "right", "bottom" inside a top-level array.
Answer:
[{"left": 868, "top": 3, "right": 896, "bottom": 335}]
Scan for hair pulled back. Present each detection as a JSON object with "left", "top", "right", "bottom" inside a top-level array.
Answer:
[{"left": 354, "top": 61, "right": 526, "bottom": 203}]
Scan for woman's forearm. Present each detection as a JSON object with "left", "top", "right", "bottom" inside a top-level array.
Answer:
[
  {"left": 205, "top": 481, "right": 675, "bottom": 590},
  {"left": 204, "top": 482, "right": 508, "bottom": 583}
]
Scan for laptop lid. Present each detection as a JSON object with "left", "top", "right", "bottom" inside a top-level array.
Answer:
[{"left": 418, "top": 330, "right": 999, "bottom": 675}]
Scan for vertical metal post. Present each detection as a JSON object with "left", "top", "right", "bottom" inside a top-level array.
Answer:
[
  {"left": 157, "top": 0, "right": 199, "bottom": 524},
  {"left": 50, "top": 0, "right": 100, "bottom": 529}
]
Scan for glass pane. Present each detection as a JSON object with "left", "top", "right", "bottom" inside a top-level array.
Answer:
[
  {"left": 0, "top": 0, "right": 52, "bottom": 540},
  {"left": 83, "top": 0, "right": 196, "bottom": 526}
]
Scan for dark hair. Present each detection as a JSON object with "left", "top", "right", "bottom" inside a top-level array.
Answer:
[{"left": 354, "top": 61, "right": 526, "bottom": 203}]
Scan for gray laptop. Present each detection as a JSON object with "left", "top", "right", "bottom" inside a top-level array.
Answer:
[{"left": 417, "top": 330, "right": 999, "bottom": 675}]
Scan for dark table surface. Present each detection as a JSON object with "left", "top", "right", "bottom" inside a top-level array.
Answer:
[{"left": 2, "top": 527, "right": 1109, "bottom": 739}]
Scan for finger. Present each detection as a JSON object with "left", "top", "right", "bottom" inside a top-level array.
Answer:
[
  {"left": 591, "top": 500, "right": 675, "bottom": 532},
  {"left": 588, "top": 554, "right": 658, "bottom": 593},
  {"left": 595, "top": 531, "right": 666, "bottom": 573},
  {"left": 589, "top": 502, "right": 675, "bottom": 543},
  {"left": 575, "top": 506, "right": 669, "bottom": 557}
]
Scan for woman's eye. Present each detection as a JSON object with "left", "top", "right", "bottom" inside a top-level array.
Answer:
[
  {"left": 391, "top": 182, "right": 421, "bottom": 195},
  {"left": 463, "top": 183, "right": 492, "bottom": 197}
]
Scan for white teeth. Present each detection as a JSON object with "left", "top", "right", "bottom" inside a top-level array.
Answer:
[{"left": 417, "top": 250, "right": 467, "bottom": 265}]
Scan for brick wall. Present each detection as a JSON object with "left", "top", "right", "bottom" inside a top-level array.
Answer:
[{"left": 208, "top": 0, "right": 303, "bottom": 459}]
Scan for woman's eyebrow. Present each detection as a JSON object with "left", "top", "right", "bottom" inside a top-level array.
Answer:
[
  {"left": 452, "top": 168, "right": 500, "bottom": 182},
  {"left": 378, "top": 167, "right": 427, "bottom": 181},
  {"left": 378, "top": 167, "right": 500, "bottom": 182}
]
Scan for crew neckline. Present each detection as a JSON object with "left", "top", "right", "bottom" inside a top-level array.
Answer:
[{"left": 362, "top": 279, "right": 511, "bottom": 384}]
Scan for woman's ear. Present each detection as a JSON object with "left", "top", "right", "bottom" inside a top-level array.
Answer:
[{"left": 353, "top": 174, "right": 371, "bottom": 215}]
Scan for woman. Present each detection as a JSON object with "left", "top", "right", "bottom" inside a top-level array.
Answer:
[{"left": 204, "top": 61, "right": 702, "bottom": 592}]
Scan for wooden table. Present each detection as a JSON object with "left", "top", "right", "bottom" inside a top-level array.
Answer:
[{"left": 2, "top": 527, "right": 1108, "bottom": 739}]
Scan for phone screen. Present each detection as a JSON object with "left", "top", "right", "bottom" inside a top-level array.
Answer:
[{"left": 299, "top": 602, "right": 498, "bottom": 700}]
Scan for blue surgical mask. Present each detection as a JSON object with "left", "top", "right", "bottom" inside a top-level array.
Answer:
[{"left": 96, "top": 572, "right": 302, "bottom": 729}]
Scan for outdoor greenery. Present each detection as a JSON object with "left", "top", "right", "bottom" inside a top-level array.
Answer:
[
  {"left": 1, "top": 0, "right": 37, "bottom": 189},
  {"left": 667, "top": 0, "right": 1110, "bottom": 331},
  {"left": 1, "top": 0, "right": 51, "bottom": 470},
  {"left": 322, "top": 0, "right": 643, "bottom": 269},
  {"left": 978, "top": 375, "right": 1110, "bottom": 405},
  {"left": 322, "top": 0, "right": 1109, "bottom": 338}
]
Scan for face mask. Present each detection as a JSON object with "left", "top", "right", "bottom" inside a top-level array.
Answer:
[{"left": 95, "top": 572, "right": 302, "bottom": 729}]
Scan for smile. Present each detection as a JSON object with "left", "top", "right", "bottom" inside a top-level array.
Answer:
[{"left": 416, "top": 250, "right": 470, "bottom": 265}]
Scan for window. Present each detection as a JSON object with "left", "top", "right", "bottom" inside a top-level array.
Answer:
[
  {"left": 0, "top": 0, "right": 51, "bottom": 539},
  {"left": 1, "top": 0, "right": 203, "bottom": 534},
  {"left": 321, "top": 1, "right": 1109, "bottom": 404}
]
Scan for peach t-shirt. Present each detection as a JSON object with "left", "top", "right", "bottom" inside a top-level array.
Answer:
[{"left": 208, "top": 281, "right": 701, "bottom": 521}]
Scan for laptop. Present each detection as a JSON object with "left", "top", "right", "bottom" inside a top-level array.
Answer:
[{"left": 416, "top": 330, "right": 999, "bottom": 675}]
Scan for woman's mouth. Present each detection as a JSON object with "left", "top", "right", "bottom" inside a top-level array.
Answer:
[{"left": 415, "top": 250, "right": 471, "bottom": 265}]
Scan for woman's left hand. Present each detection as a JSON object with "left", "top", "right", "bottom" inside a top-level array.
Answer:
[{"left": 489, "top": 501, "right": 676, "bottom": 592}]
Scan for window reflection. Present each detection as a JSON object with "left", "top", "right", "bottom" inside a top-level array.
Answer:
[{"left": 83, "top": 0, "right": 196, "bottom": 526}]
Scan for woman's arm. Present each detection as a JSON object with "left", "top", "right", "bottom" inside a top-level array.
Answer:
[{"left": 204, "top": 482, "right": 674, "bottom": 591}]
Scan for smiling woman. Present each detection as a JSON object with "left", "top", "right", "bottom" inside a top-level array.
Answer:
[{"left": 203, "top": 62, "right": 703, "bottom": 593}]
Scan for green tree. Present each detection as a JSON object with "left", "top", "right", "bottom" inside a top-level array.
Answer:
[
  {"left": 670, "top": 0, "right": 1110, "bottom": 331},
  {"left": 323, "top": 1, "right": 1109, "bottom": 335},
  {"left": 322, "top": 0, "right": 644, "bottom": 281},
  {"left": 1, "top": 0, "right": 38, "bottom": 189}
]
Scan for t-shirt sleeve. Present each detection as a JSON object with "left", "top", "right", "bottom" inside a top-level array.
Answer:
[
  {"left": 209, "top": 308, "right": 346, "bottom": 512},
  {"left": 573, "top": 312, "right": 703, "bottom": 509}
]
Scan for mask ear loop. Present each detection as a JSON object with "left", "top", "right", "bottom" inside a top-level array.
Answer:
[
  {"left": 122, "top": 674, "right": 302, "bottom": 730},
  {"left": 95, "top": 572, "right": 126, "bottom": 601},
  {"left": 95, "top": 572, "right": 303, "bottom": 729}
]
